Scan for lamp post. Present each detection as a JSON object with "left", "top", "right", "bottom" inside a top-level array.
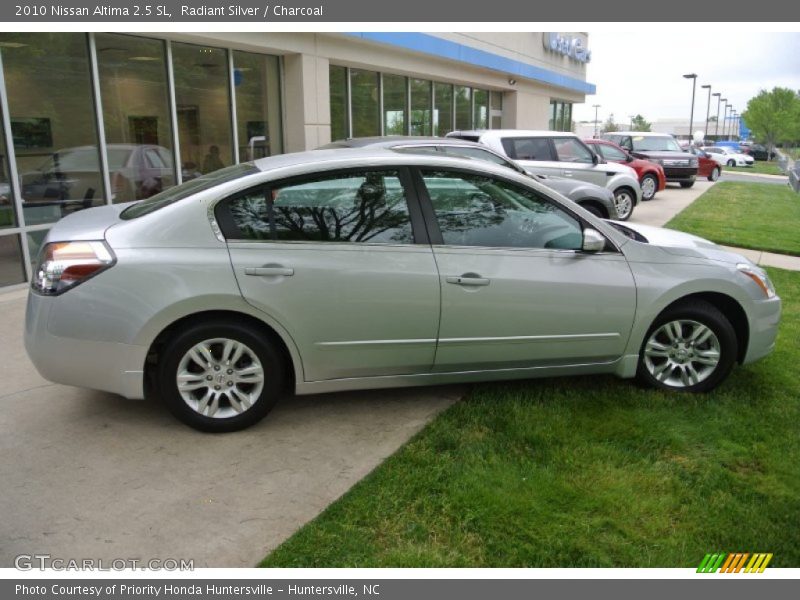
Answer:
[
  {"left": 701, "top": 84, "right": 711, "bottom": 140},
  {"left": 712, "top": 93, "right": 722, "bottom": 139},
  {"left": 592, "top": 104, "right": 601, "bottom": 137},
  {"left": 722, "top": 103, "right": 730, "bottom": 138},
  {"left": 726, "top": 104, "right": 732, "bottom": 139},
  {"left": 629, "top": 115, "right": 635, "bottom": 130},
  {"left": 717, "top": 96, "right": 726, "bottom": 139},
  {"left": 732, "top": 110, "right": 738, "bottom": 140},
  {"left": 683, "top": 73, "right": 698, "bottom": 141}
]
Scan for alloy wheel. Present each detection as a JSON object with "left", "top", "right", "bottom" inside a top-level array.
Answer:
[
  {"left": 614, "top": 190, "right": 634, "bottom": 220},
  {"left": 641, "top": 176, "right": 657, "bottom": 200},
  {"left": 643, "top": 319, "right": 721, "bottom": 388}
]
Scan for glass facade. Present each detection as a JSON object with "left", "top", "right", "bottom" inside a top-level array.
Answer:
[
  {"left": 333, "top": 66, "right": 498, "bottom": 138},
  {"left": 549, "top": 99, "right": 573, "bottom": 132},
  {"left": 0, "top": 32, "right": 283, "bottom": 289}
]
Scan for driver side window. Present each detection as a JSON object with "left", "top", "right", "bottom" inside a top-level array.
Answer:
[{"left": 421, "top": 169, "right": 583, "bottom": 250}]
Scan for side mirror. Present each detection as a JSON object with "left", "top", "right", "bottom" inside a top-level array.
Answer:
[
  {"left": 581, "top": 228, "right": 606, "bottom": 253},
  {"left": 625, "top": 154, "right": 634, "bottom": 162},
  {"left": 591, "top": 152, "right": 600, "bottom": 165}
]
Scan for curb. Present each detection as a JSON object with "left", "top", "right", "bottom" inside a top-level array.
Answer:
[{"left": 724, "top": 170, "right": 788, "bottom": 180}]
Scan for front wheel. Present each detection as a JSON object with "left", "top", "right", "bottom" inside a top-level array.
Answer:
[
  {"left": 637, "top": 301, "right": 737, "bottom": 393},
  {"left": 708, "top": 167, "right": 720, "bottom": 182},
  {"left": 158, "top": 321, "right": 287, "bottom": 432},
  {"left": 640, "top": 174, "right": 658, "bottom": 201},
  {"left": 679, "top": 181, "right": 695, "bottom": 188},
  {"left": 613, "top": 188, "right": 635, "bottom": 220}
]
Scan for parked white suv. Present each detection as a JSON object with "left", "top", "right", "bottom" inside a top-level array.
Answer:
[{"left": 446, "top": 130, "right": 642, "bottom": 220}]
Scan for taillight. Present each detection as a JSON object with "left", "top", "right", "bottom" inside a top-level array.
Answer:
[{"left": 32, "top": 241, "right": 115, "bottom": 296}]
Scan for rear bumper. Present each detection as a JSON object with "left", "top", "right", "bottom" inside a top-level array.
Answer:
[
  {"left": 24, "top": 292, "right": 147, "bottom": 399},
  {"left": 743, "top": 296, "right": 782, "bottom": 365}
]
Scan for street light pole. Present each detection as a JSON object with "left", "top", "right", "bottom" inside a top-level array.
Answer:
[
  {"left": 701, "top": 84, "right": 711, "bottom": 140},
  {"left": 722, "top": 103, "right": 729, "bottom": 138},
  {"left": 592, "top": 104, "right": 601, "bottom": 137},
  {"left": 683, "top": 73, "right": 698, "bottom": 141},
  {"left": 629, "top": 115, "right": 634, "bottom": 130},
  {"left": 732, "top": 110, "right": 738, "bottom": 140},
  {"left": 716, "top": 95, "right": 725, "bottom": 139}
]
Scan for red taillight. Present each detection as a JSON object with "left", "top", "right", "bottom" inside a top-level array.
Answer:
[{"left": 32, "top": 241, "right": 116, "bottom": 295}]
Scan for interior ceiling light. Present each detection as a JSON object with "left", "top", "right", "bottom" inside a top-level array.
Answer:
[
  {"left": 0, "top": 42, "right": 28, "bottom": 49},
  {"left": 129, "top": 56, "right": 159, "bottom": 61}
]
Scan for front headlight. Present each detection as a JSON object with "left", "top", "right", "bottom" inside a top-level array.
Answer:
[
  {"left": 737, "top": 263, "right": 776, "bottom": 298},
  {"left": 690, "top": 158, "right": 699, "bottom": 167},
  {"left": 648, "top": 158, "right": 663, "bottom": 165}
]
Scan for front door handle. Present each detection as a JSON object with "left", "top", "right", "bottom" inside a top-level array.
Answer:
[
  {"left": 446, "top": 275, "right": 490, "bottom": 287},
  {"left": 245, "top": 266, "right": 294, "bottom": 277},
  {"left": 563, "top": 170, "right": 573, "bottom": 177}
]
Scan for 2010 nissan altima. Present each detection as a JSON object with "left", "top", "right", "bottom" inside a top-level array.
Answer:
[{"left": 25, "top": 149, "right": 781, "bottom": 432}]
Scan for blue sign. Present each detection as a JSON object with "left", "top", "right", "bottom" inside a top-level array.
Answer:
[{"left": 739, "top": 119, "right": 751, "bottom": 140}]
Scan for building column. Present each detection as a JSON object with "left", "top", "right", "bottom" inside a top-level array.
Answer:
[
  {"left": 283, "top": 53, "right": 331, "bottom": 152},
  {"left": 503, "top": 89, "right": 551, "bottom": 129}
]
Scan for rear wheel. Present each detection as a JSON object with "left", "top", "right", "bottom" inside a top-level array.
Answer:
[
  {"left": 158, "top": 320, "right": 286, "bottom": 432},
  {"left": 637, "top": 301, "right": 737, "bottom": 393},
  {"left": 579, "top": 202, "right": 606, "bottom": 218},
  {"left": 613, "top": 188, "right": 635, "bottom": 220},
  {"left": 640, "top": 174, "right": 658, "bottom": 201},
  {"left": 708, "top": 167, "right": 720, "bottom": 182},
  {"left": 727, "top": 159, "right": 736, "bottom": 167}
]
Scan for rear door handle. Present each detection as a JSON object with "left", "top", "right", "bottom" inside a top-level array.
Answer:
[
  {"left": 446, "top": 275, "right": 490, "bottom": 287},
  {"left": 245, "top": 266, "right": 294, "bottom": 277}
]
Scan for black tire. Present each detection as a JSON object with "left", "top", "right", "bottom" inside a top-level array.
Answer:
[
  {"left": 708, "top": 167, "right": 721, "bottom": 182},
  {"left": 579, "top": 202, "right": 606, "bottom": 218},
  {"left": 613, "top": 187, "right": 635, "bottom": 221},
  {"left": 636, "top": 300, "right": 737, "bottom": 393},
  {"left": 727, "top": 159, "right": 736, "bottom": 167},
  {"left": 640, "top": 173, "right": 658, "bottom": 201},
  {"left": 679, "top": 181, "right": 695, "bottom": 188},
  {"left": 158, "top": 320, "right": 287, "bottom": 432}
]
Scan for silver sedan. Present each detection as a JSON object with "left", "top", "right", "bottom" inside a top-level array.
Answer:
[{"left": 25, "top": 149, "right": 781, "bottom": 431}]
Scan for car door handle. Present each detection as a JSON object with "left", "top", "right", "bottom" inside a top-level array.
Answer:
[
  {"left": 245, "top": 266, "right": 294, "bottom": 277},
  {"left": 563, "top": 170, "right": 573, "bottom": 177},
  {"left": 446, "top": 275, "right": 490, "bottom": 286}
]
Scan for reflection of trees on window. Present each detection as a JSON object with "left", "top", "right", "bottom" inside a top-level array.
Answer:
[{"left": 228, "top": 171, "right": 413, "bottom": 244}]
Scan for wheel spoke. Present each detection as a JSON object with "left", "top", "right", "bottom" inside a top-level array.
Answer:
[
  {"left": 679, "top": 366, "right": 692, "bottom": 387},
  {"left": 205, "top": 394, "right": 220, "bottom": 417},
  {"left": 196, "top": 389, "right": 214, "bottom": 413},
  {"left": 652, "top": 361, "right": 671, "bottom": 381},
  {"left": 689, "top": 324, "right": 712, "bottom": 345},
  {"left": 665, "top": 321, "right": 682, "bottom": 342},
  {"left": 229, "top": 388, "right": 251, "bottom": 413},
  {"left": 694, "top": 349, "right": 720, "bottom": 366},
  {"left": 684, "top": 364, "right": 700, "bottom": 385},
  {"left": 645, "top": 340, "right": 669, "bottom": 357},
  {"left": 236, "top": 364, "right": 264, "bottom": 382},
  {"left": 177, "top": 370, "right": 208, "bottom": 392},
  {"left": 188, "top": 345, "right": 213, "bottom": 369}
]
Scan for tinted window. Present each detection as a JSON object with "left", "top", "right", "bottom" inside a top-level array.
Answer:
[
  {"left": 421, "top": 170, "right": 582, "bottom": 250},
  {"left": 224, "top": 170, "right": 413, "bottom": 244},
  {"left": 630, "top": 136, "right": 682, "bottom": 152},
  {"left": 439, "top": 146, "right": 521, "bottom": 172},
  {"left": 597, "top": 144, "right": 627, "bottom": 161},
  {"left": 553, "top": 138, "right": 594, "bottom": 163},
  {"left": 501, "top": 137, "right": 554, "bottom": 161}
]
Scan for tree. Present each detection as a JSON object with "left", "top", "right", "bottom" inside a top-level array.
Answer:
[
  {"left": 630, "top": 114, "right": 652, "bottom": 131},
  {"left": 740, "top": 87, "right": 800, "bottom": 161},
  {"left": 601, "top": 113, "right": 619, "bottom": 133}
]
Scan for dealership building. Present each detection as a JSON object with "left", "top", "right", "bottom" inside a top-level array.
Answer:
[{"left": 0, "top": 31, "right": 594, "bottom": 290}]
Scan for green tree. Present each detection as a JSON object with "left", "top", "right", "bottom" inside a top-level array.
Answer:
[
  {"left": 630, "top": 114, "right": 652, "bottom": 131},
  {"left": 740, "top": 87, "right": 800, "bottom": 161},
  {"left": 601, "top": 113, "right": 619, "bottom": 133}
]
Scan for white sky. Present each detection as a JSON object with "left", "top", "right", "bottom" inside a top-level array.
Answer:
[{"left": 573, "top": 31, "right": 800, "bottom": 126}]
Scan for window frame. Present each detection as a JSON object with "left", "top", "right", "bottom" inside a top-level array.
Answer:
[
  {"left": 500, "top": 136, "right": 557, "bottom": 162},
  {"left": 409, "top": 165, "right": 615, "bottom": 253},
  {"left": 214, "top": 166, "right": 430, "bottom": 246}
]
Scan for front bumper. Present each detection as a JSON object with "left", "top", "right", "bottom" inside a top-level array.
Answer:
[
  {"left": 25, "top": 292, "right": 147, "bottom": 399},
  {"left": 742, "top": 296, "right": 782, "bottom": 365},
  {"left": 662, "top": 166, "right": 698, "bottom": 182}
]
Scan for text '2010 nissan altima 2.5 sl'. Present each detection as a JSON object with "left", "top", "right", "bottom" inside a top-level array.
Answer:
[{"left": 25, "top": 149, "right": 781, "bottom": 432}]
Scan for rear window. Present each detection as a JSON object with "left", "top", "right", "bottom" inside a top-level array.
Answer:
[
  {"left": 121, "top": 163, "right": 260, "bottom": 220},
  {"left": 501, "top": 137, "right": 554, "bottom": 161}
]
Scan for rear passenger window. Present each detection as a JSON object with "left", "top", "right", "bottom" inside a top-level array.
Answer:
[
  {"left": 501, "top": 137, "right": 554, "bottom": 161},
  {"left": 221, "top": 170, "right": 414, "bottom": 244}
]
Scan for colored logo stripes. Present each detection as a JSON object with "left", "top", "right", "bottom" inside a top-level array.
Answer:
[{"left": 697, "top": 553, "right": 773, "bottom": 573}]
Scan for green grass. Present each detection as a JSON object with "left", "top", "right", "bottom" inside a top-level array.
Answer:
[
  {"left": 262, "top": 268, "right": 800, "bottom": 568},
  {"left": 727, "top": 163, "right": 785, "bottom": 176},
  {"left": 666, "top": 182, "right": 800, "bottom": 256}
]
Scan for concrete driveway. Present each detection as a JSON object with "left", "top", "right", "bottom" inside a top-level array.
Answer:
[
  {"left": 0, "top": 288, "right": 460, "bottom": 567},
  {"left": 630, "top": 180, "right": 715, "bottom": 227}
]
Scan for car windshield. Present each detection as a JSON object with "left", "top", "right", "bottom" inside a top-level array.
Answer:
[
  {"left": 121, "top": 163, "right": 260, "bottom": 220},
  {"left": 631, "top": 136, "right": 682, "bottom": 152}
]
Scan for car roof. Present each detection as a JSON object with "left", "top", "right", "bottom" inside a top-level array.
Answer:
[
  {"left": 607, "top": 131, "right": 672, "bottom": 137},
  {"left": 321, "top": 136, "right": 489, "bottom": 149},
  {"left": 450, "top": 129, "right": 577, "bottom": 139}
]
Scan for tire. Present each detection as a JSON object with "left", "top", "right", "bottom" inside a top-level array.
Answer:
[
  {"left": 579, "top": 202, "right": 606, "bottom": 218},
  {"left": 613, "top": 187, "right": 635, "bottom": 221},
  {"left": 679, "top": 181, "right": 695, "bottom": 188},
  {"left": 640, "top": 174, "right": 658, "bottom": 201},
  {"left": 636, "top": 300, "right": 737, "bottom": 393},
  {"left": 708, "top": 167, "right": 720, "bottom": 182},
  {"left": 158, "top": 320, "right": 287, "bottom": 432},
  {"left": 727, "top": 159, "right": 736, "bottom": 167}
]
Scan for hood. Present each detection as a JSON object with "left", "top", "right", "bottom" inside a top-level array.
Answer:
[
  {"left": 612, "top": 221, "right": 751, "bottom": 265},
  {"left": 45, "top": 202, "right": 134, "bottom": 242},
  {"left": 631, "top": 150, "right": 695, "bottom": 160}
]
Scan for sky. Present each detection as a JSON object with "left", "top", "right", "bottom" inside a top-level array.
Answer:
[{"left": 572, "top": 32, "right": 800, "bottom": 127}]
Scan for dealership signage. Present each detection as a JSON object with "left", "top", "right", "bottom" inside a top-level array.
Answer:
[{"left": 542, "top": 33, "right": 591, "bottom": 63}]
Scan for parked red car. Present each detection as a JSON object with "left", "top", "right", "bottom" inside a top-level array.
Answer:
[
  {"left": 584, "top": 138, "right": 666, "bottom": 201},
  {"left": 686, "top": 146, "right": 723, "bottom": 181}
]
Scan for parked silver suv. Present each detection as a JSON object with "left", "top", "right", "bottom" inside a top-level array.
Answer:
[
  {"left": 446, "top": 130, "right": 642, "bottom": 219},
  {"left": 25, "top": 150, "right": 780, "bottom": 432}
]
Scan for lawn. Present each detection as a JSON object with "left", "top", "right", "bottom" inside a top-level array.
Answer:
[
  {"left": 262, "top": 268, "right": 800, "bottom": 568},
  {"left": 727, "top": 163, "right": 785, "bottom": 176},
  {"left": 666, "top": 182, "right": 800, "bottom": 256}
]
